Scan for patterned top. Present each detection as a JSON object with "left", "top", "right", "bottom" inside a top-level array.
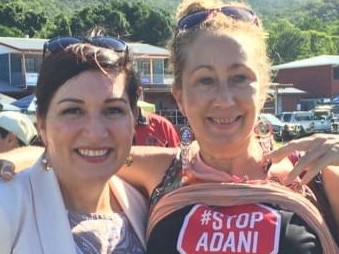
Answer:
[{"left": 68, "top": 210, "right": 145, "bottom": 254}]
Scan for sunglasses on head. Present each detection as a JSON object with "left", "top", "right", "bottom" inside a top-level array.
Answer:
[
  {"left": 42, "top": 36, "right": 128, "bottom": 59},
  {"left": 176, "top": 6, "right": 259, "bottom": 31}
]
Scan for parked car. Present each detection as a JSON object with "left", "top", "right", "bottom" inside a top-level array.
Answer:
[
  {"left": 280, "top": 111, "right": 315, "bottom": 138},
  {"left": 312, "top": 108, "right": 332, "bottom": 133},
  {"left": 259, "top": 113, "right": 284, "bottom": 141}
]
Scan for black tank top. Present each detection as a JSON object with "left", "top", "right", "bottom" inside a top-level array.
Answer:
[{"left": 147, "top": 156, "right": 323, "bottom": 254}]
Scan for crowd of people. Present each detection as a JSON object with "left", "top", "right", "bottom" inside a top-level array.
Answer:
[{"left": 0, "top": 0, "right": 339, "bottom": 253}]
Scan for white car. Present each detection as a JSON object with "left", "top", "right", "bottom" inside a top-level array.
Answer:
[
  {"left": 259, "top": 113, "right": 284, "bottom": 141},
  {"left": 280, "top": 111, "right": 315, "bottom": 138}
]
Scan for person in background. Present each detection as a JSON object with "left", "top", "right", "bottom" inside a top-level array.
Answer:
[
  {"left": 0, "top": 36, "right": 147, "bottom": 253},
  {"left": 133, "top": 103, "right": 180, "bottom": 147},
  {"left": 0, "top": 111, "right": 37, "bottom": 152}
]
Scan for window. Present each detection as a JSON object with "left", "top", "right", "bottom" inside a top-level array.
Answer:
[
  {"left": 136, "top": 59, "right": 151, "bottom": 84},
  {"left": 25, "top": 57, "right": 35, "bottom": 72},
  {"left": 334, "top": 67, "right": 339, "bottom": 80}
]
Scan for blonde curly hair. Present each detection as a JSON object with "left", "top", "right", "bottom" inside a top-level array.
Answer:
[{"left": 169, "top": 0, "right": 271, "bottom": 98}]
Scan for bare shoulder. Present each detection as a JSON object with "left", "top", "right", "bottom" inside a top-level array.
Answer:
[{"left": 117, "top": 146, "right": 177, "bottom": 197}]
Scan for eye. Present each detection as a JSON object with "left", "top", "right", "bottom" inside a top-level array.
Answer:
[
  {"left": 104, "top": 106, "right": 125, "bottom": 117},
  {"left": 198, "top": 77, "right": 215, "bottom": 86},
  {"left": 231, "top": 74, "right": 250, "bottom": 84},
  {"left": 61, "top": 107, "right": 83, "bottom": 116}
]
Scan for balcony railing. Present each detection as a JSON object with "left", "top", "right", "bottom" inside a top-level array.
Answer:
[
  {"left": 140, "top": 74, "right": 173, "bottom": 85},
  {"left": 157, "top": 108, "right": 188, "bottom": 125}
]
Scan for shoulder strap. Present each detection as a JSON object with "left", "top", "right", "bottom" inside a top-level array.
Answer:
[
  {"left": 307, "top": 174, "right": 339, "bottom": 245},
  {"left": 147, "top": 182, "right": 338, "bottom": 253}
]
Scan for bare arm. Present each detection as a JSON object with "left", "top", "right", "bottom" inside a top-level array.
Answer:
[
  {"left": 266, "top": 134, "right": 339, "bottom": 184},
  {"left": 117, "top": 146, "right": 177, "bottom": 197},
  {"left": 266, "top": 133, "right": 339, "bottom": 232},
  {"left": 0, "top": 146, "right": 43, "bottom": 172},
  {"left": 322, "top": 166, "right": 339, "bottom": 234},
  {"left": 0, "top": 145, "right": 176, "bottom": 197}
]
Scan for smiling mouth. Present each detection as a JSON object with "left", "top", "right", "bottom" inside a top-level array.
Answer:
[
  {"left": 208, "top": 116, "right": 241, "bottom": 124},
  {"left": 76, "top": 149, "right": 110, "bottom": 157}
]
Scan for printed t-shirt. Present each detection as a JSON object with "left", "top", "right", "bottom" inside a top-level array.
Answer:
[{"left": 147, "top": 203, "right": 322, "bottom": 254}]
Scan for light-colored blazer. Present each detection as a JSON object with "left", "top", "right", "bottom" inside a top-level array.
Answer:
[{"left": 0, "top": 158, "right": 147, "bottom": 254}]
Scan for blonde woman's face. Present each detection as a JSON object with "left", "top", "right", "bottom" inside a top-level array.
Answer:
[{"left": 173, "top": 32, "right": 264, "bottom": 153}]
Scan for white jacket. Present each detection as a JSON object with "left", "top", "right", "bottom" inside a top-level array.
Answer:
[{"left": 0, "top": 158, "right": 147, "bottom": 254}]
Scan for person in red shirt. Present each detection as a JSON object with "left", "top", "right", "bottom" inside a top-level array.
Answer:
[{"left": 133, "top": 105, "right": 180, "bottom": 147}]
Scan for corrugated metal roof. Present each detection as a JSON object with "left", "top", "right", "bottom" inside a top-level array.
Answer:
[
  {"left": 268, "top": 87, "right": 306, "bottom": 94},
  {"left": 272, "top": 55, "right": 339, "bottom": 70},
  {"left": 0, "top": 37, "right": 47, "bottom": 51},
  {"left": 0, "top": 37, "right": 169, "bottom": 56},
  {"left": 128, "top": 42, "right": 169, "bottom": 57}
]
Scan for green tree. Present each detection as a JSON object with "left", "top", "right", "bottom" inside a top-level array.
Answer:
[
  {"left": 21, "top": 10, "right": 47, "bottom": 37},
  {"left": 267, "top": 19, "right": 309, "bottom": 64},
  {"left": 38, "top": 13, "right": 72, "bottom": 38},
  {"left": 69, "top": 4, "right": 130, "bottom": 37},
  {"left": 306, "top": 30, "right": 337, "bottom": 55},
  {"left": 123, "top": 2, "right": 173, "bottom": 45},
  {"left": 0, "top": 25, "right": 23, "bottom": 37}
]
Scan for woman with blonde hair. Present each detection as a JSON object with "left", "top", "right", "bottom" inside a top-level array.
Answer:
[{"left": 122, "top": 0, "right": 338, "bottom": 252}]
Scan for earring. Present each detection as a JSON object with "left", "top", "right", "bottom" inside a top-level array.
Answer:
[
  {"left": 254, "top": 120, "right": 274, "bottom": 173},
  {"left": 179, "top": 125, "right": 193, "bottom": 174},
  {"left": 41, "top": 152, "right": 53, "bottom": 171},
  {"left": 124, "top": 154, "right": 133, "bottom": 167},
  {"left": 254, "top": 120, "right": 273, "bottom": 154}
]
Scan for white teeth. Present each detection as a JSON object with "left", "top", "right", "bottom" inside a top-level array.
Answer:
[
  {"left": 212, "top": 118, "right": 235, "bottom": 124},
  {"left": 78, "top": 149, "right": 108, "bottom": 157}
]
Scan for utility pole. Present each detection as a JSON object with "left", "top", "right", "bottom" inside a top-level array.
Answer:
[{"left": 270, "top": 83, "right": 293, "bottom": 115}]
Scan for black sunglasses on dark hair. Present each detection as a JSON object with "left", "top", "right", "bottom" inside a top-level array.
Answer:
[
  {"left": 176, "top": 6, "right": 258, "bottom": 31},
  {"left": 42, "top": 36, "right": 128, "bottom": 59}
]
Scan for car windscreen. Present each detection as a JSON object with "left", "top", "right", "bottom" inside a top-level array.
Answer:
[{"left": 282, "top": 113, "right": 292, "bottom": 122}]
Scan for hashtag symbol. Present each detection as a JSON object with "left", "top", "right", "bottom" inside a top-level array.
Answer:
[{"left": 200, "top": 209, "right": 212, "bottom": 226}]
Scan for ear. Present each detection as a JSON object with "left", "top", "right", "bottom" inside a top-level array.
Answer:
[
  {"left": 36, "top": 115, "right": 47, "bottom": 146},
  {"left": 136, "top": 87, "right": 142, "bottom": 100},
  {"left": 171, "top": 86, "right": 186, "bottom": 116},
  {"left": 5, "top": 132, "right": 18, "bottom": 148}
]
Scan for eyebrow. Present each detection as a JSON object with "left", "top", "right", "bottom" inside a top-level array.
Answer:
[
  {"left": 57, "top": 97, "right": 129, "bottom": 105},
  {"left": 189, "top": 63, "right": 250, "bottom": 75}
]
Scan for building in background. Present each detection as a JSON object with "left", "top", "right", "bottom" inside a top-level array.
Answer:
[
  {"left": 0, "top": 36, "right": 178, "bottom": 110},
  {"left": 272, "top": 55, "right": 339, "bottom": 111}
]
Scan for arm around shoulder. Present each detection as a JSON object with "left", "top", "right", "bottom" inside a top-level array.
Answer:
[
  {"left": 0, "top": 146, "right": 44, "bottom": 172},
  {"left": 117, "top": 146, "right": 177, "bottom": 197},
  {"left": 322, "top": 166, "right": 339, "bottom": 234}
]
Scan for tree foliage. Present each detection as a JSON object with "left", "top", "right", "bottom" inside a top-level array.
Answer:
[{"left": 0, "top": 0, "right": 338, "bottom": 61}]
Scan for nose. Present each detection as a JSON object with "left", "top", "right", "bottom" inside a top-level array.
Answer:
[
  {"left": 83, "top": 114, "right": 109, "bottom": 140},
  {"left": 213, "top": 81, "right": 235, "bottom": 107}
]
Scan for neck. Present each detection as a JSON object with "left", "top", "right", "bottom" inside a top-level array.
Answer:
[
  {"left": 60, "top": 181, "right": 118, "bottom": 215},
  {"left": 196, "top": 138, "right": 266, "bottom": 180}
]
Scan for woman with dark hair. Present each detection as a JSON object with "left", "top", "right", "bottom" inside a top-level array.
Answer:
[{"left": 0, "top": 37, "right": 147, "bottom": 253}]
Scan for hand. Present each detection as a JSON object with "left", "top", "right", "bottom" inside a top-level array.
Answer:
[
  {"left": 0, "top": 159, "right": 15, "bottom": 181},
  {"left": 265, "top": 134, "right": 339, "bottom": 185}
]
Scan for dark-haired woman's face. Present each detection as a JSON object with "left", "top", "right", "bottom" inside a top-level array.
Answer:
[{"left": 38, "top": 70, "right": 134, "bottom": 185}]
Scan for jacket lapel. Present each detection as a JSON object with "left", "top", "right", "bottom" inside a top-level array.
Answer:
[
  {"left": 110, "top": 176, "right": 147, "bottom": 249},
  {"left": 29, "top": 159, "right": 77, "bottom": 254}
]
